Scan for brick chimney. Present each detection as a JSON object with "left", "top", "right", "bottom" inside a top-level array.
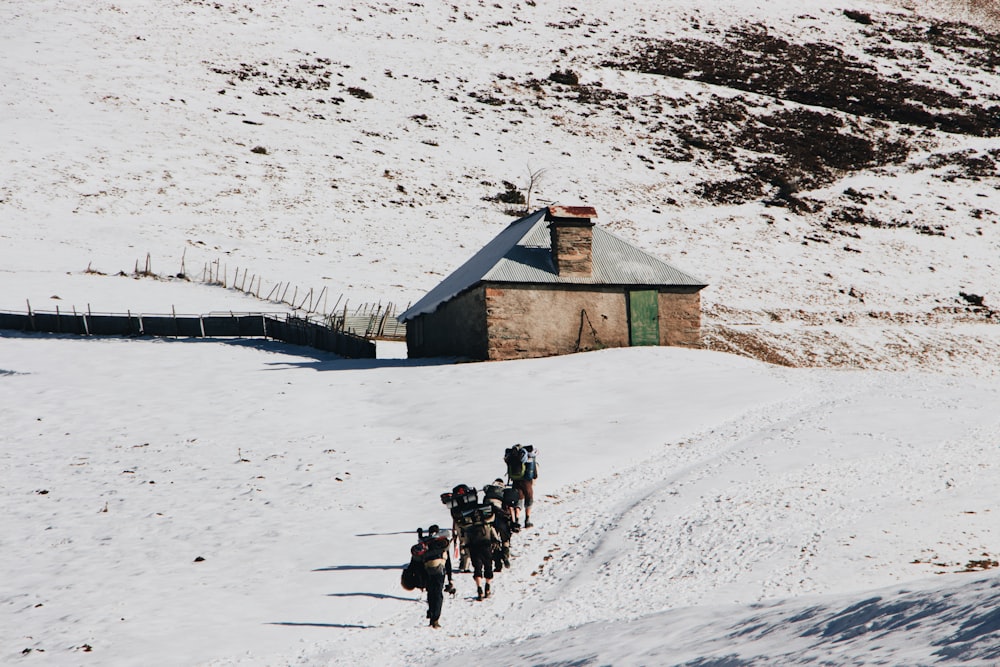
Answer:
[{"left": 546, "top": 205, "right": 597, "bottom": 277}]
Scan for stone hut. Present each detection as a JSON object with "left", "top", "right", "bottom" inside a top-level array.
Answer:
[{"left": 398, "top": 206, "right": 707, "bottom": 360}]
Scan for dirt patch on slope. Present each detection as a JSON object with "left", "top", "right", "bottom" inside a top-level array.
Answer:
[
  {"left": 604, "top": 22, "right": 1000, "bottom": 137},
  {"left": 702, "top": 306, "right": 1000, "bottom": 376}
]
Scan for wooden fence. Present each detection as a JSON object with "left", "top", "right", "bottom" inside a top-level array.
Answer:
[
  {"left": 334, "top": 305, "right": 407, "bottom": 340},
  {"left": 0, "top": 309, "right": 375, "bottom": 359},
  {"left": 115, "top": 254, "right": 408, "bottom": 340}
]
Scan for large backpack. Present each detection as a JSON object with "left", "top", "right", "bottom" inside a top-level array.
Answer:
[
  {"left": 422, "top": 535, "right": 449, "bottom": 562},
  {"left": 466, "top": 522, "right": 491, "bottom": 545},
  {"left": 504, "top": 445, "right": 526, "bottom": 481},
  {"left": 464, "top": 506, "right": 495, "bottom": 545},
  {"left": 483, "top": 480, "right": 507, "bottom": 501},
  {"left": 441, "top": 484, "right": 479, "bottom": 521},
  {"left": 412, "top": 535, "right": 450, "bottom": 575},
  {"left": 524, "top": 444, "right": 538, "bottom": 480},
  {"left": 484, "top": 481, "right": 520, "bottom": 508},
  {"left": 401, "top": 558, "right": 427, "bottom": 590},
  {"left": 403, "top": 540, "right": 435, "bottom": 590}
]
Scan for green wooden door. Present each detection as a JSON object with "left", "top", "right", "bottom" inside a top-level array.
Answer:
[{"left": 628, "top": 290, "right": 659, "bottom": 346}]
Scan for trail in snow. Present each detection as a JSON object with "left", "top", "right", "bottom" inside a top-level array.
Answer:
[
  {"left": 530, "top": 368, "right": 1000, "bottom": 632},
  {"left": 379, "top": 369, "right": 999, "bottom": 666}
]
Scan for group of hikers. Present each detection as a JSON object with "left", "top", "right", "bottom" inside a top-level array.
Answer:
[{"left": 400, "top": 443, "right": 539, "bottom": 628}]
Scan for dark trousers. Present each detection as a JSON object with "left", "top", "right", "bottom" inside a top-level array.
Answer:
[
  {"left": 469, "top": 541, "right": 494, "bottom": 580},
  {"left": 426, "top": 570, "right": 445, "bottom": 623}
]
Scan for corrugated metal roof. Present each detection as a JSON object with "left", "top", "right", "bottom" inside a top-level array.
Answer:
[{"left": 398, "top": 209, "right": 707, "bottom": 322}]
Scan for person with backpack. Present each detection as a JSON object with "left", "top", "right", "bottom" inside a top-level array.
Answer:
[
  {"left": 441, "top": 484, "right": 477, "bottom": 573},
  {"left": 505, "top": 444, "right": 537, "bottom": 529},
  {"left": 406, "top": 524, "right": 455, "bottom": 628},
  {"left": 464, "top": 506, "right": 500, "bottom": 600},
  {"left": 483, "top": 478, "right": 514, "bottom": 571}
]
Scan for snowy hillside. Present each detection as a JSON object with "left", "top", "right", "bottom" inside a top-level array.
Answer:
[
  {"left": 3, "top": 0, "right": 1000, "bottom": 372},
  {"left": 3, "top": 0, "right": 1000, "bottom": 665}
]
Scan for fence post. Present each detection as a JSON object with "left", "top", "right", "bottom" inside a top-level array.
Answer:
[
  {"left": 76, "top": 306, "right": 90, "bottom": 335},
  {"left": 318, "top": 286, "right": 327, "bottom": 315},
  {"left": 378, "top": 308, "right": 389, "bottom": 338}
]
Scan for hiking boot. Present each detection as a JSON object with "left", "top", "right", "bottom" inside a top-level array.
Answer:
[
  {"left": 431, "top": 620, "right": 441, "bottom": 629},
  {"left": 503, "top": 556, "right": 511, "bottom": 568},
  {"left": 484, "top": 583, "right": 491, "bottom": 598},
  {"left": 476, "top": 586, "right": 483, "bottom": 601},
  {"left": 524, "top": 520, "right": 533, "bottom": 528}
]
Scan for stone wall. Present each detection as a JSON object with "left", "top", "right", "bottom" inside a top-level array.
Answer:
[
  {"left": 409, "top": 285, "right": 704, "bottom": 360},
  {"left": 659, "top": 291, "right": 702, "bottom": 348},
  {"left": 485, "top": 284, "right": 629, "bottom": 360}
]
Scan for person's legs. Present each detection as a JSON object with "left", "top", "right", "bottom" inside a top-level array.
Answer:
[
  {"left": 426, "top": 571, "right": 445, "bottom": 627},
  {"left": 512, "top": 481, "right": 527, "bottom": 527},
  {"left": 459, "top": 542, "right": 470, "bottom": 572},
  {"left": 456, "top": 524, "right": 471, "bottom": 572},
  {"left": 519, "top": 479, "right": 535, "bottom": 527},
  {"left": 471, "top": 544, "right": 484, "bottom": 598},
  {"left": 479, "top": 543, "right": 494, "bottom": 596},
  {"left": 471, "top": 542, "right": 494, "bottom": 599}
]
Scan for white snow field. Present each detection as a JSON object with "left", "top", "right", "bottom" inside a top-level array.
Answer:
[{"left": 3, "top": 0, "right": 1000, "bottom": 664}]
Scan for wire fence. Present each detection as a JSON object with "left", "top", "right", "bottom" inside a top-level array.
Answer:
[
  {"left": 198, "top": 258, "right": 407, "bottom": 339},
  {"left": 331, "top": 304, "right": 407, "bottom": 340},
  {"left": 97, "top": 253, "right": 409, "bottom": 341},
  {"left": 0, "top": 308, "right": 376, "bottom": 359}
]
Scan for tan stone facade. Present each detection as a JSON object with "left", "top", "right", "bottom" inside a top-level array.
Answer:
[
  {"left": 485, "top": 284, "right": 629, "bottom": 360},
  {"left": 659, "top": 291, "right": 702, "bottom": 348},
  {"left": 406, "top": 283, "right": 703, "bottom": 360}
]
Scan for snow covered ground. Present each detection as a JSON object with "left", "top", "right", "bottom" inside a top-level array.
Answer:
[
  {"left": 4, "top": 336, "right": 999, "bottom": 666},
  {"left": 3, "top": 0, "right": 1000, "bottom": 665},
  {"left": 4, "top": 333, "right": 1000, "bottom": 665}
]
